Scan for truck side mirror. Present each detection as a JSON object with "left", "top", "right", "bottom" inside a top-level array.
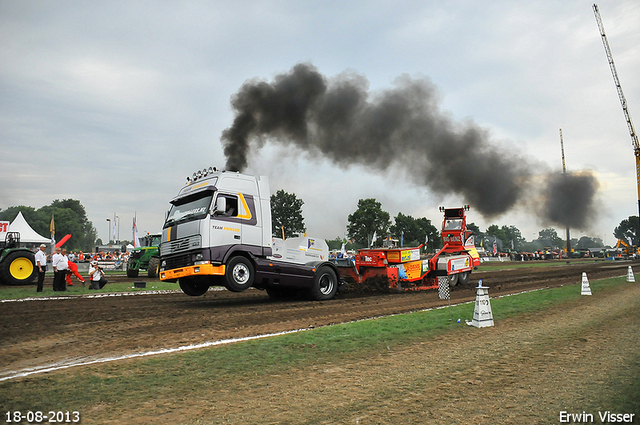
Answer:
[{"left": 215, "top": 197, "right": 226, "bottom": 215}]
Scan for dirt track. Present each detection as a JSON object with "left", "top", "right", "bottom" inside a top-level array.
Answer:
[{"left": 0, "top": 260, "right": 634, "bottom": 379}]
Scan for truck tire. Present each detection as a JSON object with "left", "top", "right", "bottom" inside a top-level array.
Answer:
[
  {"left": 224, "top": 256, "right": 254, "bottom": 292},
  {"left": 127, "top": 266, "right": 139, "bottom": 278},
  {"left": 179, "top": 277, "right": 209, "bottom": 296},
  {"left": 309, "top": 266, "right": 338, "bottom": 301},
  {"left": 458, "top": 271, "right": 470, "bottom": 285},
  {"left": 147, "top": 257, "right": 160, "bottom": 278},
  {"left": 0, "top": 251, "right": 37, "bottom": 285},
  {"left": 448, "top": 274, "right": 459, "bottom": 287}
]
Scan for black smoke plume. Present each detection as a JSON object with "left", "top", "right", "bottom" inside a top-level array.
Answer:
[{"left": 221, "top": 63, "right": 599, "bottom": 228}]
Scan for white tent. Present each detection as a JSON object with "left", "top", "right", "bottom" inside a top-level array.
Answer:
[{"left": 9, "top": 211, "right": 50, "bottom": 244}]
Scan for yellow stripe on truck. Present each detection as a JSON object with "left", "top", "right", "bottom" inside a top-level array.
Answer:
[{"left": 160, "top": 264, "right": 226, "bottom": 281}]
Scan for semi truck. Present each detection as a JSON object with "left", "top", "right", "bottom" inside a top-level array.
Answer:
[{"left": 158, "top": 168, "right": 340, "bottom": 300}]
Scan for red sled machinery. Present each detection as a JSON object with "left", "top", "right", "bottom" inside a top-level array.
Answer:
[{"left": 337, "top": 206, "right": 480, "bottom": 291}]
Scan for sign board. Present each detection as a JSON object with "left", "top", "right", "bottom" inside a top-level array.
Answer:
[{"left": 0, "top": 221, "right": 9, "bottom": 239}]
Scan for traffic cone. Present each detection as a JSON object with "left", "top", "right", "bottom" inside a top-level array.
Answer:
[
  {"left": 581, "top": 272, "right": 592, "bottom": 296},
  {"left": 627, "top": 266, "right": 635, "bottom": 282},
  {"left": 466, "top": 279, "right": 494, "bottom": 327}
]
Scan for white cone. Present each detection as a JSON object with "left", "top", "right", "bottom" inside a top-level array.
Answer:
[
  {"left": 467, "top": 279, "right": 494, "bottom": 327},
  {"left": 581, "top": 272, "right": 592, "bottom": 296},
  {"left": 627, "top": 266, "right": 635, "bottom": 282}
]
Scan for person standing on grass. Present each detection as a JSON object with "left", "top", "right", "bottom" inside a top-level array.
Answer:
[
  {"left": 53, "top": 248, "right": 69, "bottom": 291},
  {"left": 35, "top": 244, "right": 47, "bottom": 292},
  {"left": 88, "top": 260, "right": 108, "bottom": 290}
]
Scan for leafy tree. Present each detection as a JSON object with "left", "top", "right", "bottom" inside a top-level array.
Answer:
[
  {"left": 467, "top": 222, "right": 482, "bottom": 238},
  {"left": 501, "top": 225, "right": 525, "bottom": 251},
  {"left": 537, "top": 228, "right": 564, "bottom": 249},
  {"left": 575, "top": 236, "right": 604, "bottom": 249},
  {"left": 0, "top": 199, "right": 97, "bottom": 251},
  {"left": 347, "top": 198, "right": 391, "bottom": 247},
  {"left": 485, "top": 225, "right": 507, "bottom": 250},
  {"left": 613, "top": 216, "right": 639, "bottom": 245},
  {"left": 270, "top": 190, "right": 306, "bottom": 239},
  {"left": 390, "top": 213, "right": 440, "bottom": 251}
]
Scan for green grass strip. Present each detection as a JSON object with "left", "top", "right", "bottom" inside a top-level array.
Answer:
[
  {"left": 0, "top": 275, "right": 635, "bottom": 414},
  {"left": 0, "top": 281, "right": 178, "bottom": 300}
]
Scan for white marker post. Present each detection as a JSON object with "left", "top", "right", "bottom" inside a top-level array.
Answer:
[
  {"left": 467, "top": 279, "right": 494, "bottom": 328},
  {"left": 627, "top": 266, "right": 635, "bottom": 282},
  {"left": 581, "top": 272, "right": 592, "bottom": 296}
]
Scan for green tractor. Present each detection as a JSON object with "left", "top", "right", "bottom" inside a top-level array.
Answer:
[
  {"left": 127, "top": 233, "right": 161, "bottom": 278},
  {"left": 0, "top": 232, "right": 38, "bottom": 285}
]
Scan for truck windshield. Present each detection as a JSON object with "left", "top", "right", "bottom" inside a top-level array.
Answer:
[
  {"left": 165, "top": 194, "right": 213, "bottom": 227},
  {"left": 444, "top": 219, "right": 462, "bottom": 230}
]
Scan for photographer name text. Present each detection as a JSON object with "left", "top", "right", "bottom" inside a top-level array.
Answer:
[{"left": 560, "top": 411, "right": 635, "bottom": 423}]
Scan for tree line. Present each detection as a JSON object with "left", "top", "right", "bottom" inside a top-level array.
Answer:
[
  {"left": 0, "top": 199, "right": 97, "bottom": 251},
  {"left": 270, "top": 190, "right": 621, "bottom": 253}
]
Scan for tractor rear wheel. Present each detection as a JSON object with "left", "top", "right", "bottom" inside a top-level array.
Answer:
[
  {"left": 147, "top": 257, "right": 160, "bottom": 278},
  {"left": 0, "top": 251, "right": 37, "bottom": 285}
]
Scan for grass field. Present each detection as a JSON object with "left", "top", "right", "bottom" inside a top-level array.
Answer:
[{"left": 1, "top": 274, "right": 638, "bottom": 424}]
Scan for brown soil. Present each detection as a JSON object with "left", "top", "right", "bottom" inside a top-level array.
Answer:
[
  {"left": 0, "top": 260, "right": 633, "bottom": 377},
  {"left": 1, "top": 260, "right": 638, "bottom": 423}
]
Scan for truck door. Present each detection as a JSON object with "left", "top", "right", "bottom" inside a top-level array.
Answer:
[{"left": 210, "top": 193, "right": 242, "bottom": 262}]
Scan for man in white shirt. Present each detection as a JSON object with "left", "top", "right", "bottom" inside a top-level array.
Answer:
[
  {"left": 35, "top": 244, "right": 47, "bottom": 292},
  {"left": 53, "top": 248, "right": 69, "bottom": 291}
]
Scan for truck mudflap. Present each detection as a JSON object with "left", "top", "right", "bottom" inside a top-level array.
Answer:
[{"left": 160, "top": 263, "right": 225, "bottom": 281}]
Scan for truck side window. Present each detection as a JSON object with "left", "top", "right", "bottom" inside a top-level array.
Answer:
[{"left": 219, "top": 195, "right": 238, "bottom": 217}]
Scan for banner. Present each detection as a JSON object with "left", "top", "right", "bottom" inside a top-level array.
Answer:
[
  {"left": 49, "top": 214, "right": 55, "bottom": 253},
  {"left": 132, "top": 215, "right": 140, "bottom": 248}
]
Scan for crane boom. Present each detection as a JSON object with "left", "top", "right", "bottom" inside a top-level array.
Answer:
[
  {"left": 593, "top": 3, "right": 640, "bottom": 248},
  {"left": 593, "top": 4, "right": 640, "bottom": 153}
]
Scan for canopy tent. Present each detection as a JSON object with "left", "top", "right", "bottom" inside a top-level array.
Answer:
[{"left": 9, "top": 211, "right": 50, "bottom": 244}]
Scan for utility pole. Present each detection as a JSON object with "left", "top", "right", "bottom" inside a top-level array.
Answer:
[
  {"left": 593, "top": 4, "right": 640, "bottom": 249},
  {"left": 559, "top": 128, "right": 571, "bottom": 256}
]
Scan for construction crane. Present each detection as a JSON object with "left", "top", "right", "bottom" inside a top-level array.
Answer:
[
  {"left": 593, "top": 3, "right": 640, "bottom": 246},
  {"left": 559, "top": 129, "right": 570, "bottom": 255}
]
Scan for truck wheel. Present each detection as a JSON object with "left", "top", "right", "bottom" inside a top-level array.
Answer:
[
  {"left": 310, "top": 266, "right": 338, "bottom": 301},
  {"left": 127, "top": 267, "right": 139, "bottom": 278},
  {"left": 147, "top": 257, "right": 160, "bottom": 278},
  {"left": 458, "top": 272, "right": 470, "bottom": 285},
  {"left": 448, "top": 274, "right": 459, "bottom": 287},
  {"left": 0, "top": 251, "right": 37, "bottom": 285},
  {"left": 179, "top": 277, "right": 209, "bottom": 296},
  {"left": 224, "top": 256, "right": 254, "bottom": 292}
]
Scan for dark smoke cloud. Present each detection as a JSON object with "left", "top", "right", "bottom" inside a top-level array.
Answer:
[
  {"left": 221, "top": 63, "right": 599, "bottom": 228},
  {"left": 538, "top": 172, "right": 600, "bottom": 229}
]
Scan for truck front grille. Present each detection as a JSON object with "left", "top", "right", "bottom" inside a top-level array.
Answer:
[
  {"left": 164, "top": 254, "right": 191, "bottom": 270},
  {"left": 160, "top": 235, "right": 201, "bottom": 256}
]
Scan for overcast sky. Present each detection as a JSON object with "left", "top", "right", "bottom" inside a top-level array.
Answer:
[{"left": 1, "top": 0, "right": 639, "bottom": 246}]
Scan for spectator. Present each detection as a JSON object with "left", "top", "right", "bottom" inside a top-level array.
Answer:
[
  {"left": 88, "top": 260, "right": 108, "bottom": 290},
  {"left": 35, "top": 244, "right": 47, "bottom": 292},
  {"left": 52, "top": 248, "right": 68, "bottom": 291}
]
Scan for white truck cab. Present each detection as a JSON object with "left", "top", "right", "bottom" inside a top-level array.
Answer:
[{"left": 159, "top": 167, "right": 340, "bottom": 300}]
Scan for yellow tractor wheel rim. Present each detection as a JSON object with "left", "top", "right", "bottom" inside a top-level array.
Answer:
[{"left": 9, "top": 257, "right": 34, "bottom": 280}]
